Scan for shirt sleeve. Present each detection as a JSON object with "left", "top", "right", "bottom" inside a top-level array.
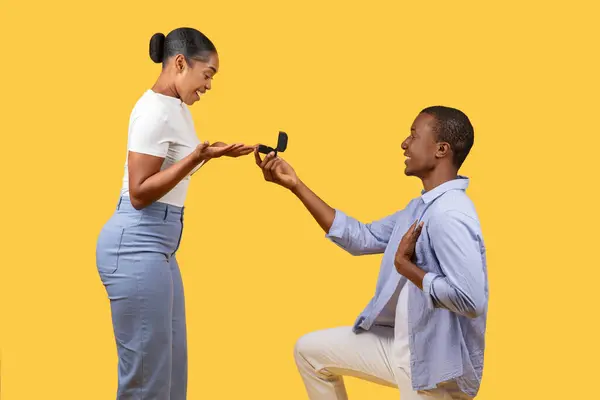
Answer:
[
  {"left": 422, "top": 210, "right": 487, "bottom": 318},
  {"left": 325, "top": 209, "right": 401, "bottom": 256},
  {"left": 127, "top": 111, "right": 170, "bottom": 158}
]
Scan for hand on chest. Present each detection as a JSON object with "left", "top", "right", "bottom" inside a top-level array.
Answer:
[{"left": 388, "top": 212, "right": 437, "bottom": 272}]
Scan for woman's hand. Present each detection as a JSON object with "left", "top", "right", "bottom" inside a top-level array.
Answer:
[
  {"left": 210, "top": 141, "right": 257, "bottom": 158},
  {"left": 193, "top": 141, "right": 252, "bottom": 162}
]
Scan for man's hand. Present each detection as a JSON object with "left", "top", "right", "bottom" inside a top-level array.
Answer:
[
  {"left": 253, "top": 148, "right": 335, "bottom": 233},
  {"left": 395, "top": 220, "right": 424, "bottom": 264},
  {"left": 394, "top": 221, "right": 426, "bottom": 289},
  {"left": 254, "top": 148, "right": 299, "bottom": 190}
]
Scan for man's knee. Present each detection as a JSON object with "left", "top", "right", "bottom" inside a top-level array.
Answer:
[
  {"left": 294, "top": 331, "right": 323, "bottom": 363},
  {"left": 294, "top": 333, "right": 311, "bottom": 360}
]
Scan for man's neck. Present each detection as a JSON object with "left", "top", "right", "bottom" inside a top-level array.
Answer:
[{"left": 421, "top": 168, "right": 458, "bottom": 192}]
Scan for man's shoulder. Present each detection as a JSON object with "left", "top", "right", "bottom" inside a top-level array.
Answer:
[{"left": 430, "top": 190, "right": 480, "bottom": 225}]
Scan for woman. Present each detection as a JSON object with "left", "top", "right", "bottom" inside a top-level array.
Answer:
[{"left": 95, "top": 27, "right": 254, "bottom": 399}]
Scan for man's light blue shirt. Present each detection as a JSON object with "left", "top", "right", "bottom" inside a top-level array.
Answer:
[{"left": 325, "top": 176, "right": 488, "bottom": 397}]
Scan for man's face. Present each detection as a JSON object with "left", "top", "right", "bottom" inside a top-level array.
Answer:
[{"left": 401, "top": 113, "right": 440, "bottom": 177}]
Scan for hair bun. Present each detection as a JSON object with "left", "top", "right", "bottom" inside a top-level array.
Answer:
[{"left": 149, "top": 33, "right": 166, "bottom": 63}]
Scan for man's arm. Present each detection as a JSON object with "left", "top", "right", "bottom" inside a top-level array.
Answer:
[
  {"left": 422, "top": 210, "right": 487, "bottom": 318},
  {"left": 290, "top": 179, "right": 336, "bottom": 233},
  {"left": 293, "top": 179, "right": 400, "bottom": 255},
  {"left": 256, "top": 151, "right": 399, "bottom": 255}
]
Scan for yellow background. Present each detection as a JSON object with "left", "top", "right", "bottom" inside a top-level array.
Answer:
[{"left": 1, "top": 1, "right": 598, "bottom": 399}]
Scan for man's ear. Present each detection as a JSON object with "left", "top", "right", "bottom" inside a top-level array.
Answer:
[{"left": 435, "top": 142, "right": 451, "bottom": 159}]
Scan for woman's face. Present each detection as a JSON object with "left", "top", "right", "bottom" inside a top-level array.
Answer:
[{"left": 173, "top": 52, "right": 219, "bottom": 105}]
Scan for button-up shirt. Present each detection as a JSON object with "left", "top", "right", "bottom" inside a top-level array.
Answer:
[{"left": 325, "top": 176, "right": 488, "bottom": 397}]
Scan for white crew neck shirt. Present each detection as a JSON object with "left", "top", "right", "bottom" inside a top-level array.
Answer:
[
  {"left": 120, "top": 90, "right": 204, "bottom": 207},
  {"left": 376, "top": 279, "right": 412, "bottom": 375},
  {"left": 393, "top": 281, "right": 411, "bottom": 374}
]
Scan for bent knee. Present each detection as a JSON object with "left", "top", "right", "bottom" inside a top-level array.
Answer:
[
  {"left": 294, "top": 327, "right": 348, "bottom": 362},
  {"left": 294, "top": 326, "right": 354, "bottom": 358},
  {"left": 294, "top": 330, "right": 329, "bottom": 362},
  {"left": 294, "top": 333, "right": 314, "bottom": 359}
]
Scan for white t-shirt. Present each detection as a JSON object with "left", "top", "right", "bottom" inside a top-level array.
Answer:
[
  {"left": 120, "top": 89, "right": 204, "bottom": 207},
  {"left": 393, "top": 281, "right": 411, "bottom": 375},
  {"left": 375, "top": 279, "right": 411, "bottom": 374}
]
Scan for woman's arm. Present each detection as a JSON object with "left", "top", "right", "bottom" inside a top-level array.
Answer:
[{"left": 128, "top": 141, "right": 244, "bottom": 209}]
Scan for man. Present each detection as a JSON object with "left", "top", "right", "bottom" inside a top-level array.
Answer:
[{"left": 254, "top": 106, "right": 488, "bottom": 400}]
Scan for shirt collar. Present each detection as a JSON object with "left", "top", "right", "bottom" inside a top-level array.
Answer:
[
  {"left": 420, "top": 175, "right": 469, "bottom": 204},
  {"left": 148, "top": 89, "right": 184, "bottom": 107}
]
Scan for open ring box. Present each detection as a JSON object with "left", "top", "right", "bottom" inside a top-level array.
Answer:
[{"left": 258, "top": 131, "right": 288, "bottom": 157}]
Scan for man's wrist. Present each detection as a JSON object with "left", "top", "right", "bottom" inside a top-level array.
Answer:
[
  {"left": 290, "top": 178, "right": 304, "bottom": 195},
  {"left": 395, "top": 258, "right": 426, "bottom": 290},
  {"left": 394, "top": 258, "right": 411, "bottom": 271}
]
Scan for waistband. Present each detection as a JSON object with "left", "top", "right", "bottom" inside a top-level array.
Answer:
[{"left": 116, "top": 196, "right": 184, "bottom": 222}]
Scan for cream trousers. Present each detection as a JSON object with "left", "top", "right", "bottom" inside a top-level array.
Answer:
[{"left": 294, "top": 326, "right": 473, "bottom": 400}]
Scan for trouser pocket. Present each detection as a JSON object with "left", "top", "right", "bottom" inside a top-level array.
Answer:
[
  {"left": 96, "top": 224, "right": 125, "bottom": 275},
  {"left": 172, "top": 216, "right": 184, "bottom": 255}
]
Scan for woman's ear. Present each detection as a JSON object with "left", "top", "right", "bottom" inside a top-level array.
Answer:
[{"left": 174, "top": 54, "right": 186, "bottom": 73}]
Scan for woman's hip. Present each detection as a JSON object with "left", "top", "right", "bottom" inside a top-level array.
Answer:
[{"left": 96, "top": 197, "right": 185, "bottom": 274}]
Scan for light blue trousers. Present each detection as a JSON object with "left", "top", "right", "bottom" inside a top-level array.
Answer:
[{"left": 96, "top": 196, "right": 187, "bottom": 400}]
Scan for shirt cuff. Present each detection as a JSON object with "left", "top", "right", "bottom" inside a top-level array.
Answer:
[
  {"left": 325, "top": 209, "right": 347, "bottom": 239},
  {"left": 422, "top": 272, "right": 439, "bottom": 310}
]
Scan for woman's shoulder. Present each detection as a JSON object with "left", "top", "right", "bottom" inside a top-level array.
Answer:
[{"left": 133, "top": 90, "right": 173, "bottom": 113}]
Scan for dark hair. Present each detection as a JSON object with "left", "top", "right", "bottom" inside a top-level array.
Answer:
[
  {"left": 420, "top": 106, "right": 474, "bottom": 169},
  {"left": 149, "top": 27, "right": 217, "bottom": 66}
]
